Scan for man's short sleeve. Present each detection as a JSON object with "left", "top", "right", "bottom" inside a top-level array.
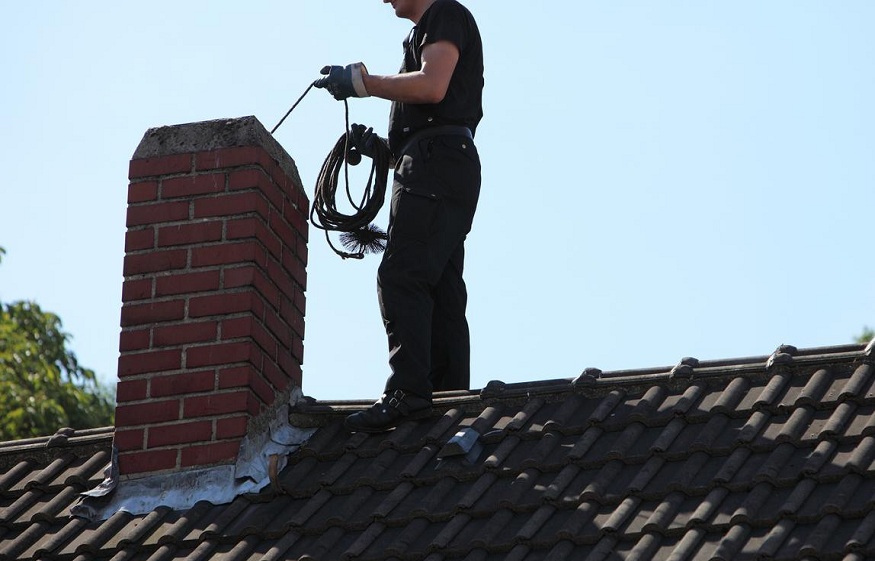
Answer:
[{"left": 419, "top": 1, "right": 470, "bottom": 53}]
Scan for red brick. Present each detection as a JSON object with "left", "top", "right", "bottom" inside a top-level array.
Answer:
[
  {"left": 261, "top": 359, "right": 290, "bottom": 396},
  {"left": 119, "top": 449, "right": 178, "bottom": 475},
  {"left": 267, "top": 258, "right": 296, "bottom": 303},
  {"left": 126, "top": 200, "right": 190, "bottom": 227},
  {"left": 296, "top": 236, "right": 308, "bottom": 269},
  {"left": 222, "top": 316, "right": 277, "bottom": 360},
  {"left": 148, "top": 421, "right": 213, "bottom": 447},
  {"left": 263, "top": 162, "right": 289, "bottom": 192},
  {"left": 117, "top": 349, "right": 182, "bottom": 377},
  {"left": 180, "top": 440, "right": 240, "bottom": 468},
  {"left": 228, "top": 168, "right": 271, "bottom": 191},
  {"left": 280, "top": 296, "right": 305, "bottom": 339},
  {"left": 155, "top": 270, "right": 221, "bottom": 297},
  {"left": 291, "top": 337, "right": 304, "bottom": 366},
  {"left": 227, "top": 217, "right": 282, "bottom": 261},
  {"left": 119, "top": 328, "right": 151, "bottom": 352},
  {"left": 216, "top": 416, "right": 249, "bottom": 439},
  {"left": 162, "top": 173, "right": 226, "bottom": 198},
  {"left": 263, "top": 308, "right": 293, "bottom": 348},
  {"left": 224, "top": 265, "right": 284, "bottom": 308},
  {"left": 283, "top": 203, "right": 309, "bottom": 240},
  {"left": 225, "top": 216, "right": 261, "bottom": 240},
  {"left": 219, "top": 361, "right": 276, "bottom": 405},
  {"left": 125, "top": 228, "right": 155, "bottom": 252},
  {"left": 113, "top": 428, "right": 145, "bottom": 452},
  {"left": 120, "top": 300, "right": 186, "bottom": 327},
  {"left": 193, "top": 192, "right": 270, "bottom": 221},
  {"left": 116, "top": 379, "right": 148, "bottom": 403},
  {"left": 115, "top": 398, "right": 180, "bottom": 425},
  {"left": 276, "top": 333, "right": 304, "bottom": 371},
  {"left": 190, "top": 241, "right": 267, "bottom": 268},
  {"left": 241, "top": 370, "right": 274, "bottom": 406},
  {"left": 268, "top": 212, "right": 298, "bottom": 254},
  {"left": 220, "top": 316, "right": 253, "bottom": 341},
  {"left": 189, "top": 291, "right": 258, "bottom": 318},
  {"left": 282, "top": 251, "right": 307, "bottom": 291},
  {"left": 153, "top": 321, "right": 218, "bottom": 346},
  {"left": 183, "top": 390, "right": 254, "bottom": 417},
  {"left": 216, "top": 366, "right": 276, "bottom": 406},
  {"left": 260, "top": 180, "right": 286, "bottom": 214},
  {"left": 157, "top": 221, "right": 223, "bottom": 247},
  {"left": 267, "top": 157, "right": 301, "bottom": 190},
  {"left": 123, "top": 248, "right": 188, "bottom": 276},
  {"left": 150, "top": 370, "right": 216, "bottom": 398},
  {"left": 223, "top": 265, "right": 256, "bottom": 289},
  {"left": 286, "top": 361, "right": 303, "bottom": 389},
  {"left": 217, "top": 365, "right": 255, "bottom": 390},
  {"left": 268, "top": 165, "right": 301, "bottom": 201},
  {"left": 129, "top": 154, "right": 192, "bottom": 179},
  {"left": 294, "top": 288, "right": 306, "bottom": 317},
  {"left": 252, "top": 267, "right": 281, "bottom": 310},
  {"left": 194, "top": 147, "right": 272, "bottom": 172},
  {"left": 128, "top": 181, "right": 159, "bottom": 203},
  {"left": 122, "top": 278, "right": 153, "bottom": 302},
  {"left": 185, "top": 342, "right": 258, "bottom": 368}
]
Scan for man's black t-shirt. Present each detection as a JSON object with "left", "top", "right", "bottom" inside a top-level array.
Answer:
[{"left": 387, "top": 0, "right": 484, "bottom": 154}]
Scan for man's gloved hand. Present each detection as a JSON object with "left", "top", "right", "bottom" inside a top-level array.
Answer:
[
  {"left": 314, "top": 63, "right": 370, "bottom": 100},
  {"left": 346, "top": 124, "right": 389, "bottom": 166},
  {"left": 348, "top": 123, "right": 379, "bottom": 159}
]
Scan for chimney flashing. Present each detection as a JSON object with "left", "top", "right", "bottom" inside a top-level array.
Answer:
[{"left": 74, "top": 388, "right": 314, "bottom": 521}]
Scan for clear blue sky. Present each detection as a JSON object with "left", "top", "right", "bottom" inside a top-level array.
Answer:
[{"left": 2, "top": 2, "right": 873, "bottom": 401}]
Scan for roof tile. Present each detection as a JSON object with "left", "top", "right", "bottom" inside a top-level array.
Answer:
[
  {"left": 7, "top": 343, "right": 875, "bottom": 560},
  {"left": 62, "top": 510, "right": 133, "bottom": 556},
  {"left": 640, "top": 492, "right": 686, "bottom": 533},
  {"left": 24, "top": 485, "right": 78, "bottom": 523},
  {"left": 840, "top": 363, "right": 875, "bottom": 400}
]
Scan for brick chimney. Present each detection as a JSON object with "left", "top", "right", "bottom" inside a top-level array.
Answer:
[{"left": 113, "top": 116, "right": 308, "bottom": 480}]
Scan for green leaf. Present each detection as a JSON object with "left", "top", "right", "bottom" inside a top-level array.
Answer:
[{"left": 0, "top": 249, "right": 114, "bottom": 440}]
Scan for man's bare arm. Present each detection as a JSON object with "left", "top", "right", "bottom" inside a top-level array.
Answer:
[{"left": 363, "top": 40, "right": 460, "bottom": 104}]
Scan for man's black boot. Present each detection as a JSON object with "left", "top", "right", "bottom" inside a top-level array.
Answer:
[{"left": 345, "top": 389, "right": 433, "bottom": 433}]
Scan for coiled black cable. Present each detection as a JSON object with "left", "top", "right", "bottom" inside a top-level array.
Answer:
[{"left": 271, "top": 84, "right": 392, "bottom": 260}]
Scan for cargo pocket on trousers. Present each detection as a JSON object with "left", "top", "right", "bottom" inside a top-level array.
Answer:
[{"left": 391, "top": 187, "right": 442, "bottom": 244}]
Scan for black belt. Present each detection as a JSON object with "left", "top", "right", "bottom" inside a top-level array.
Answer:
[{"left": 398, "top": 125, "right": 473, "bottom": 156}]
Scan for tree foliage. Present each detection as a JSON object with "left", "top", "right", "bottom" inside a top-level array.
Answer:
[
  {"left": 0, "top": 247, "right": 114, "bottom": 440},
  {"left": 857, "top": 326, "right": 875, "bottom": 345}
]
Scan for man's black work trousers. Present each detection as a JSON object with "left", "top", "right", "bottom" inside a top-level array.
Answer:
[{"left": 378, "top": 131, "right": 481, "bottom": 399}]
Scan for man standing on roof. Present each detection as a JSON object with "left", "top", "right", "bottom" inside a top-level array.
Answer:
[{"left": 314, "top": 0, "right": 484, "bottom": 432}]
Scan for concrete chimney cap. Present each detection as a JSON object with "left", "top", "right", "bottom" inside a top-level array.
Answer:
[{"left": 132, "top": 115, "right": 302, "bottom": 189}]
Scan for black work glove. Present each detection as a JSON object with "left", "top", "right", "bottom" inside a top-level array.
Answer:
[
  {"left": 349, "top": 124, "right": 379, "bottom": 157},
  {"left": 313, "top": 63, "right": 370, "bottom": 100},
  {"left": 346, "top": 123, "right": 388, "bottom": 166}
]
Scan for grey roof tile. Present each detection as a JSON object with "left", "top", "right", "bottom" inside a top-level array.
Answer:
[
  {"left": 10, "top": 455, "right": 75, "bottom": 494},
  {"left": 839, "top": 403, "right": 874, "bottom": 439},
  {"left": 107, "top": 507, "right": 173, "bottom": 550},
  {"left": 60, "top": 509, "right": 134, "bottom": 557},
  {"left": 6, "top": 343, "right": 875, "bottom": 560},
  {"left": 0, "top": 519, "right": 52, "bottom": 560},
  {"left": 0, "top": 489, "right": 41, "bottom": 526},
  {"left": 0, "top": 460, "right": 35, "bottom": 497},
  {"left": 840, "top": 363, "right": 875, "bottom": 401}
]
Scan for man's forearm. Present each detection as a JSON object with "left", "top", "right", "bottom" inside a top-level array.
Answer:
[{"left": 363, "top": 71, "right": 447, "bottom": 105}]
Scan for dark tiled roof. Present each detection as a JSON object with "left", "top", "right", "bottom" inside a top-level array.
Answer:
[{"left": 2, "top": 342, "right": 875, "bottom": 560}]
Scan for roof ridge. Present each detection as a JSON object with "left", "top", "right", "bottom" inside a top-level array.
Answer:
[
  {"left": 0, "top": 427, "right": 114, "bottom": 472},
  {"left": 291, "top": 343, "right": 871, "bottom": 413}
]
